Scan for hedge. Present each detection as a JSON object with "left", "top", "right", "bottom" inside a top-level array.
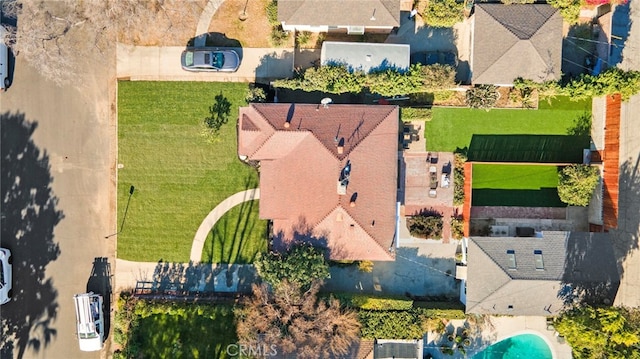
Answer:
[{"left": 332, "top": 293, "right": 414, "bottom": 310}]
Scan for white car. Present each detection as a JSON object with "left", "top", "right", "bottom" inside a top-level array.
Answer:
[
  {"left": 0, "top": 248, "right": 12, "bottom": 305},
  {"left": 0, "top": 25, "right": 10, "bottom": 90}
]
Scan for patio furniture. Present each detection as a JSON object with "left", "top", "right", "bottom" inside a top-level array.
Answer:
[
  {"left": 429, "top": 189, "right": 437, "bottom": 198},
  {"left": 429, "top": 152, "right": 439, "bottom": 164},
  {"left": 441, "top": 174, "right": 450, "bottom": 188}
]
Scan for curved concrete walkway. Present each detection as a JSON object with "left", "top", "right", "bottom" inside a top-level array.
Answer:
[
  {"left": 194, "top": 0, "right": 225, "bottom": 47},
  {"left": 190, "top": 188, "right": 260, "bottom": 262}
]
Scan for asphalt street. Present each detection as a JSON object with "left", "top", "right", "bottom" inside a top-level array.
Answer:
[{"left": 1, "top": 54, "right": 116, "bottom": 358}]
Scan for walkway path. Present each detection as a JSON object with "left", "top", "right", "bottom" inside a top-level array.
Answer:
[
  {"left": 190, "top": 188, "right": 260, "bottom": 262},
  {"left": 115, "top": 258, "right": 257, "bottom": 293},
  {"left": 194, "top": 0, "right": 225, "bottom": 47}
]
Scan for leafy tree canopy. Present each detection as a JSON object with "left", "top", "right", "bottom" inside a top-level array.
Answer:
[
  {"left": 254, "top": 243, "right": 330, "bottom": 289},
  {"left": 557, "top": 164, "right": 600, "bottom": 206},
  {"left": 556, "top": 306, "right": 640, "bottom": 359}
]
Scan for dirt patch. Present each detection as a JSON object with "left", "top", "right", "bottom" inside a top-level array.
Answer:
[
  {"left": 209, "top": 0, "right": 293, "bottom": 48},
  {"left": 117, "top": 0, "right": 207, "bottom": 46}
]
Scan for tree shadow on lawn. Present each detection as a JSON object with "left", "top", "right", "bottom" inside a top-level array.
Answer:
[
  {"left": 204, "top": 198, "right": 266, "bottom": 264},
  {"left": 0, "top": 113, "right": 63, "bottom": 359}
]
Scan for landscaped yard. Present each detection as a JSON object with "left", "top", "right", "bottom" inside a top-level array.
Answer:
[
  {"left": 202, "top": 200, "right": 267, "bottom": 263},
  {"left": 119, "top": 301, "right": 237, "bottom": 358},
  {"left": 472, "top": 164, "right": 565, "bottom": 207},
  {"left": 117, "top": 81, "right": 265, "bottom": 263},
  {"left": 424, "top": 97, "right": 592, "bottom": 152}
]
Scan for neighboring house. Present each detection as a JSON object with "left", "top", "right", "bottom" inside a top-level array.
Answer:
[
  {"left": 321, "top": 41, "right": 410, "bottom": 74},
  {"left": 463, "top": 231, "right": 620, "bottom": 316},
  {"left": 278, "top": 0, "right": 400, "bottom": 34},
  {"left": 374, "top": 339, "right": 423, "bottom": 359},
  {"left": 237, "top": 103, "right": 399, "bottom": 261},
  {"left": 470, "top": 4, "right": 562, "bottom": 85}
]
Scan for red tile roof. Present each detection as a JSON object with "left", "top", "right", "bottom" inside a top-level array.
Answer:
[{"left": 238, "top": 103, "right": 399, "bottom": 261}]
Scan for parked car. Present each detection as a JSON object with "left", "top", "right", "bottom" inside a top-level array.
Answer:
[
  {"left": 411, "top": 51, "right": 458, "bottom": 68},
  {"left": 180, "top": 48, "right": 240, "bottom": 72},
  {"left": 0, "top": 248, "right": 12, "bottom": 305},
  {"left": 0, "top": 25, "right": 10, "bottom": 91}
]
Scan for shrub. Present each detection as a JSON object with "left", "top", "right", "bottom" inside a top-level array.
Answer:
[
  {"left": 465, "top": 85, "right": 500, "bottom": 109},
  {"left": 273, "top": 65, "right": 366, "bottom": 94},
  {"left": 557, "top": 164, "right": 600, "bottom": 206},
  {"left": 357, "top": 260, "right": 374, "bottom": 273},
  {"left": 254, "top": 243, "right": 330, "bottom": 289},
  {"left": 270, "top": 25, "right": 290, "bottom": 47},
  {"left": 451, "top": 217, "right": 464, "bottom": 240},
  {"left": 265, "top": 0, "right": 279, "bottom": 26},
  {"left": 425, "top": 0, "right": 464, "bottom": 27},
  {"left": 401, "top": 107, "right": 432, "bottom": 121},
  {"left": 245, "top": 85, "right": 267, "bottom": 103},
  {"left": 296, "top": 31, "right": 312, "bottom": 47},
  {"left": 358, "top": 309, "right": 426, "bottom": 339},
  {"left": 274, "top": 63, "right": 456, "bottom": 96},
  {"left": 367, "top": 64, "right": 425, "bottom": 96},
  {"left": 453, "top": 153, "right": 467, "bottom": 206},
  {"left": 407, "top": 212, "right": 443, "bottom": 239},
  {"left": 421, "top": 64, "right": 457, "bottom": 90},
  {"left": 333, "top": 293, "right": 414, "bottom": 310}
]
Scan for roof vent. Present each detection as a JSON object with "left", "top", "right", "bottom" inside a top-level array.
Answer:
[
  {"left": 337, "top": 160, "right": 351, "bottom": 195},
  {"left": 349, "top": 192, "right": 358, "bottom": 207},
  {"left": 337, "top": 137, "right": 345, "bottom": 154}
]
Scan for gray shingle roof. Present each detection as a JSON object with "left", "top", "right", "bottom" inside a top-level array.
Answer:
[
  {"left": 278, "top": 0, "right": 400, "bottom": 27},
  {"left": 466, "top": 232, "right": 620, "bottom": 316},
  {"left": 471, "top": 4, "right": 562, "bottom": 85}
]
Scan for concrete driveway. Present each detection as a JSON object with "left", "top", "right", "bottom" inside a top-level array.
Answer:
[
  {"left": 323, "top": 244, "right": 459, "bottom": 298},
  {"left": 117, "top": 44, "right": 295, "bottom": 83}
]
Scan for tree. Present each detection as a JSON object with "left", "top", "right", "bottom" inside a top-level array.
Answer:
[
  {"left": 407, "top": 211, "right": 444, "bottom": 239},
  {"left": 555, "top": 306, "right": 640, "bottom": 359},
  {"left": 235, "top": 281, "right": 361, "bottom": 359},
  {"left": 203, "top": 92, "right": 232, "bottom": 136},
  {"left": 254, "top": 243, "right": 330, "bottom": 289},
  {"left": 8, "top": 0, "right": 204, "bottom": 85},
  {"left": 547, "top": 0, "right": 582, "bottom": 24},
  {"left": 557, "top": 164, "right": 600, "bottom": 206},
  {"left": 424, "top": 0, "right": 464, "bottom": 28}
]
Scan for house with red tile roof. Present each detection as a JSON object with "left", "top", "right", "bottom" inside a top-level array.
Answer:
[{"left": 238, "top": 103, "right": 399, "bottom": 261}]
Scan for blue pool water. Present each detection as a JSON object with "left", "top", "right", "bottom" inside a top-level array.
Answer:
[{"left": 472, "top": 333, "right": 553, "bottom": 359}]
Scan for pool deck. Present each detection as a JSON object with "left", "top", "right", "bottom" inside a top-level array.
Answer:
[{"left": 424, "top": 316, "right": 573, "bottom": 358}]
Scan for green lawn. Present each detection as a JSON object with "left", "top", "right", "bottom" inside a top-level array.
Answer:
[
  {"left": 117, "top": 81, "right": 263, "bottom": 262},
  {"left": 202, "top": 200, "right": 267, "bottom": 263},
  {"left": 131, "top": 303, "right": 237, "bottom": 358},
  {"left": 425, "top": 96, "right": 592, "bottom": 152},
  {"left": 472, "top": 164, "right": 565, "bottom": 207}
]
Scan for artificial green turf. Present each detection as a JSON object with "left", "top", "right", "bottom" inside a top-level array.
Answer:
[
  {"left": 117, "top": 81, "right": 262, "bottom": 262},
  {"left": 202, "top": 200, "right": 267, "bottom": 263},
  {"left": 133, "top": 303, "right": 237, "bottom": 358},
  {"left": 472, "top": 164, "right": 560, "bottom": 189},
  {"left": 472, "top": 164, "right": 565, "bottom": 207},
  {"left": 425, "top": 96, "right": 592, "bottom": 152}
]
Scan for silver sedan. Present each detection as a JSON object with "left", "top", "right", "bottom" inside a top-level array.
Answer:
[{"left": 181, "top": 48, "right": 240, "bottom": 72}]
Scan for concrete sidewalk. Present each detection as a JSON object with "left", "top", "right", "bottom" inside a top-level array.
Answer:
[
  {"left": 115, "top": 259, "right": 257, "bottom": 293},
  {"left": 116, "top": 43, "right": 295, "bottom": 83}
]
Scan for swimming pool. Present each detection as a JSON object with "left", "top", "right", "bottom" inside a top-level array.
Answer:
[{"left": 472, "top": 333, "right": 553, "bottom": 359}]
